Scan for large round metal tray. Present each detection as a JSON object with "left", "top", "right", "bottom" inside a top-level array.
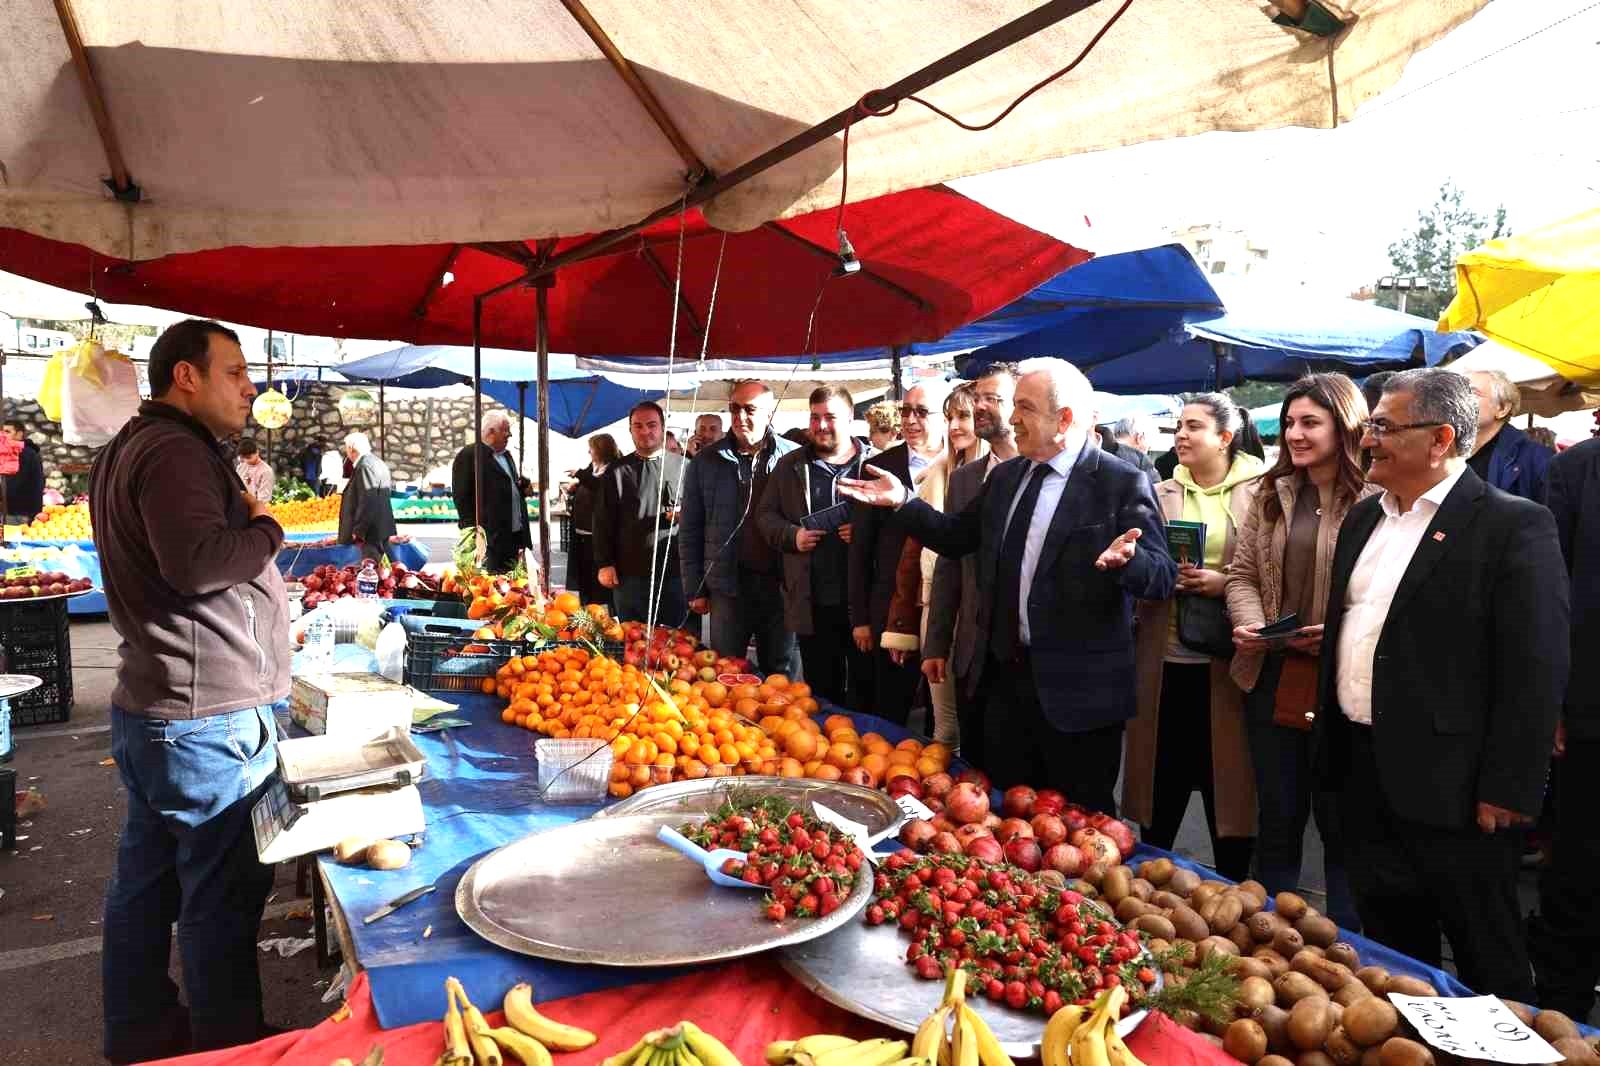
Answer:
[
  {"left": 781, "top": 921, "right": 1155, "bottom": 1056},
  {"left": 0, "top": 674, "right": 43, "bottom": 699},
  {"left": 597, "top": 776, "right": 904, "bottom": 838},
  {"left": 456, "top": 811, "right": 876, "bottom": 967}
]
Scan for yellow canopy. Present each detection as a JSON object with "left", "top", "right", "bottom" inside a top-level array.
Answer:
[{"left": 1439, "top": 208, "right": 1600, "bottom": 385}]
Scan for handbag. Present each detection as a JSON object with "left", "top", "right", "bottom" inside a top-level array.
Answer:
[
  {"left": 1176, "top": 594, "right": 1234, "bottom": 659},
  {"left": 1272, "top": 653, "right": 1320, "bottom": 731}
]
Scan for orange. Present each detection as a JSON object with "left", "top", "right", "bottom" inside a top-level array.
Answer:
[
  {"left": 480, "top": 677, "right": 497, "bottom": 695},
  {"left": 824, "top": 714, "right": 854, "bottom": 734},
  {"left": 733, "top": 698, "right": 762, "bottom": 719},
  {"left": 922, "top": 742, "right": 953, "bottom": 768},
  {"left": 553, "top": 591, "right": 582, "bottom": 614},
  {"left": 826, "top": 743, "right": 862, "bottom": 770},
  {"left": 802, "top": 759, "right": 823, "bottom": 776},
  {"left": 682, "top": 759, "right": 708, "bottom": 779},
  {"left": 915, "top": 755, "right": 945, "bottom": 778},
  {"left": 862, "top": 752, "right": 889, "bottom": 778},
  {"left": 811, "top": 764, "right": 842, "bottom": 781},
  {"left": 702, "top": 681, "right": 729, "bottom": 707},
  {"left": 778, "top": 757, "right": 805, "bottom": 778},
  {"left": 884, "top": 764, "right": 919, "bottom": 786},
  {"left": 886, "top": 748, "right": 918, "bottom": 768},
  {"left": 827, "top": 728, "right": 860, "bottom": 746},
  {"left": 707, "top": 763, "right": 734, "bottom": 777},
  {"left": 895, "top": 738, "right": 925, "bottom": 754},
  {"left": 786, "top": 682, "right": 812, "bottom": 700},
  {"left": 765, "top": 674, "right": 791, "bottom": 689}
]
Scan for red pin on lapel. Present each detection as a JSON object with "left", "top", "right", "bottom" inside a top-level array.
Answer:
[{"left": 1432, "top": 531, "right": 1447, "bottom": 541}]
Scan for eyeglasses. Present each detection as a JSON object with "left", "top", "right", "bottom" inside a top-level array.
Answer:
[
  {"left": 898, "top": 405, "right": 933, "bottom": 420},
  {"left": 1360, "top": 419, "right": 1444, "bottom": 438}
]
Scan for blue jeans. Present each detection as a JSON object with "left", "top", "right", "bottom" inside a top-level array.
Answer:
[
  {"left": 616, "top": 568, "right": 686, "bottom": 629},
  {"left": 710, "top": 569, "right": 799, "bottom": 676},
  {"left": 103, "top": 705, "right": 279, "bottom": 1062},
  {"left": 1243, "top": 655, "right": 1361, "bottom": 931}
]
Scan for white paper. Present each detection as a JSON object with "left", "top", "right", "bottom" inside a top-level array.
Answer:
[
  {"left": 811, "top": 801, "right": 873, "bottom": 853},
  {"left": 893, "top": 792, "right": 936, "bottom": 822},
  {"left": 1387, "top": 995, "right": 1563, "bottom": 1064}
]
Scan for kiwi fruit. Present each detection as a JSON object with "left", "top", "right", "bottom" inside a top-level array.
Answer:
[
  {"left": 1066, "top": 878, "right": 1098, "bottom": 898},
  {"left": 1083, "top": 862, "right": 1111, "bottom": 886},
  {"left": 1238, "top": 890, "right": 1266, "bottom": 919},
  {"left": 1261, "top": 1057, "right": 1297, "bottom": 1066},
  {"left": 1535, "top": 1011, "right": 1581, "bottom": 1043},
  {"left": 1273, "top": 926, "right": 1307, "bottom": 958},
  {"left": 1361, "top": 1047, "right": 1385, "bottom": 1066},
  {"left": 1326, "top": 1027, "right": 1363, "bottom": 1066},
  {"left": 1211, "top": 894, "right": 1246, "bottom": 934},
  {"left": 1333, "top": 980, "right": 1374, "bottom": 1007},
  {"left": 1171, "top": 903, "right": 1211, "bottom": 942},
  {"left": 1253, "top": 947, "right": 1292, "bottom": 979},
  {"left": 1276, "top": 891, "right": 1310, "bottom": 922},
  {"left": 1355, "top": 966, "right": 1390, "bottom": 994},
  {"left": 1325, "top": 942, "right": 1361, "bottom": 970},
  {"left": 1378, "top": 1038, "right": 1435, "bottom": 1066},
  {"left": 1130, "top": 878, "right": 1156, "bottom": 902},
  {"left": 1151, "top": 890, "right": 1188, "bottom": 911},
  {"left": 1248, "top": 911, "right": 1284, "bottom": 943},
  {"left": 1139, "top": 857, "right": 1175, "bottom": 885},
  {"left": 1275, "top": 971, "right": 1326, "bottom": 1005},
  {"left": 1258, "top": 1003, "right": 1294, "bottom": 1053},
  {"left": 1288, "top": 997, "right": 1334, "bottom": 1050},
  {"left": 1192, "top": 882, "right": 1225, "bottom": 909},
  {"left": 1238, "top": 878, "right": 1270, "bottom": 903},
  {"left": 1503, "top": 1001, "right": 1537, "bottom": 1027},
  {"left": 1343, "top": 997, "right": 1400, "bottom": 1047},
  {"left": 1298, "top": 1052, "right": 1339, "bottom": 1066},
  {"left": 1226, "top": 1019, "right": 1270, "bottom": 1064},
  {"left": 1383, "top": 976, "right": 1437, "bottom": 998},
  {"left": 1228, "top": 923, "right": 1256, "bottom": 954},
  {"left": 1132, "top": 913, "right": 1177, "bottom": 941},
  {"left": 1296, "top": 913, "right": 1340, "bottom": 948},
  {"left": 1116, "top": 896, "right": 1154, "bottom": 923},
  {"left": 1102, "top": 866, "right": 1133, "bottom": 903},
  {"left": 1168, "top": 867, "right": 1203, "bottom": 896},
  {"left": 1230, "top": 955, "right": 1275, "bottom": 982},
  {"left": 1238, "top": 975, "right": 1277, "bottom": 1014},
  {"left": 1302, "top": 957, "right": 1356, "bottom": 992},
  {"left": 1199, "top": 935, "right": 1242, "bottom": 963},
  {"left": 1147, "top": 937, "right": 1172, "bottom": 957}
]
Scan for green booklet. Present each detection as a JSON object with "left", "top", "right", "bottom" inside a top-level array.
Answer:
[{"left": 1166, "top": 519, "right": 1206, "bottom": 567}]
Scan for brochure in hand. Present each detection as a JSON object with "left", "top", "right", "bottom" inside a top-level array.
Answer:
[{"left": 1165, "top": 519, "right": 1206, "bottom": 567}]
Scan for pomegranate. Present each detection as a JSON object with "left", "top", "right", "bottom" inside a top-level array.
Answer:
[
  {"left": 1068, "top": 827, "right": 1098, "bottom": 849},
  {"left": 1078, "top": 831, "right": 1122, "bottom": 868},
  {"left": 1043, "top": 842, "right": 1086, "bottom": 876},
  {"left": 1062, "top": 806, "right": 1089, "bottom": 833},
  {"left": 957, "top": 768, "right": 992, "bottom": 794},
  {"left": 945, "top": 782, "right": 992, "bottom": 826},
  {"left": 930, "top": 814, "right": 957, "bottom": 835},
  {"left": 965, "top": 835, "right": 1005, "bottom": 864},
  {"left": 1092, "top": 817, "right": 1137, "bottom": 858},
  {"left": 983, "top": 812, "right": 1003, "bottom": 830},
  {"left": 899, "top": 819, "right": 937, "bottom": 850},
  {"left": 1030, "top": 813, "right": 1068, "bottom": 848},
  {"left": 841, "top": 767, "right": 874, "bottom": 788},
  {"left": 1003, "top": 837, "right": 1043, "bottom": 872},
  {"left": 1037, "top": 869, "right": 1068, "bottom": 891},
  {"left": 924, "top": 797, "right": 945, "bottom": 814},
  {"left": 1032, "top": 789, "right": 1067, "bottom": 816},
  {"left": 887, "top": 776, "right": 925, "bottom": 800},
  {"left": 928, "top": 831, "right": 963, "bottom": 855},
  {"left": 1001, "top": 785, "right": 1037, "bottom": 819},
  {"left": 954, "top": 823, "right": 993, "bottom": 846},
  {"left": 995, "top": 818, "right": 1034, "bottom": 844},
  {"left": 920, "top": 772, "right": 955, "bottom": 799}
]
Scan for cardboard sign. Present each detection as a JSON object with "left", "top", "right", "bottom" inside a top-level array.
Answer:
[
  {"left": 1387, "top": 995, "right": 1563, "bottom": 1064},
  {"left": 892, "top": 792, "right": 936, "bottom": 822},
  {"left": 811, "top": 801, "right": 873, "bottom": 853}
]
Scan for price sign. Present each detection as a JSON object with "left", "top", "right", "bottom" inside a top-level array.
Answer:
[
  {"left": 4, "top": 565, "right": 37, "bottom": 580},
  {"left": 1387, "top": 996, "right": 1562, "bottom": 1064},
  {"left": 811, "top": 801, "right": 873, "bottom": 853},
  {"left": 892, "top": 791, "right": 935, "bottom": 822}
]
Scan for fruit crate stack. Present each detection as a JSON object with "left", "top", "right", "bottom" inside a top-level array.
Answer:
[{"left": 0, "top": 598, "right": 73, "bottom": 726}]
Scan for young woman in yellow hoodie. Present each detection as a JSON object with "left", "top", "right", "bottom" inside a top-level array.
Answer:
[{"left": 1123, "top": 393, "right": 1264, "bottom": 880}]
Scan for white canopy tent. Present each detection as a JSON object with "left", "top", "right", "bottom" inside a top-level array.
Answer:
[{"left": 2, "top": 1, "right": 1487, "bottom": 260}]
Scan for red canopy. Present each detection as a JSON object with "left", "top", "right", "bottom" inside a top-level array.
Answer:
[{"left": 0, "top": 186, "right": 1086, "bottom": 358}]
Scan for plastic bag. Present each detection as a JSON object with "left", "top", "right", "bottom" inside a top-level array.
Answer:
[
  {"left": 57, "top": 341, "right": 141, "bottom": 446},
  {"left": 374, "top": 621, "right": 407, "bottom": 683}
]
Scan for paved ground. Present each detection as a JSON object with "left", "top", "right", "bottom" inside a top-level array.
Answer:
[{"left": 2, "top": 553, "right": 1588, "bottom": 1063}]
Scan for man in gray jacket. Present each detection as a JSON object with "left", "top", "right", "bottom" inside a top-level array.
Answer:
[
  {"left": 90, "top": 319, "right": 289, "bottom": 1063},
  {"left": 680, "top": 381, "right": 799, "bottom": 673}
]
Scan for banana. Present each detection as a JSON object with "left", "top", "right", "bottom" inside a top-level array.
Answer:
[
  {"left": 680, "top": 1022, "right": 745, "bottom": 1066},
  {"left": 951, "top": 1009, "right": 978, "bottom": 1066},
  {"left": 603, "top": 1038, "right": 653, "bottom": 1066},
  {"left": 490, "top": 1026, "right": 554, "bottom": 1066},
  {"left": 442, "top": 978, "right": 472, "bottom": 1066},
  {"left": 502, "top": 983, "right": 599, "bottom": 1051},
  {"left": 1040, "top": 1005, "right": 1087, "bottom": 1066},
  {"left": 912, "top": 1006, "right": 951, "bottom": 1060},
  {"left": 1104, "top": 1024, "right": 1147, "bottom": 1066},
  {"left": 768, "top": 1042, "right": 799, "bottom": 1065},
  {"left": 815, "top": 1038, "right": 911, "bottom": 1066},
  {"left": 794, "top": 1036, "right": 861, "bottom": 1058},
  {"left": 958, "top": 1007, "right": 1013, "bottom": 1066},
  {"left": 942, "top": 969, "right": 968, "bottom": 1008},
  {"left": 464, "top": 1004, "right": 505, "bottom": 1066},
  {"left": 1066, "top": 1002, "right": 1112, "bottom": 1066}
]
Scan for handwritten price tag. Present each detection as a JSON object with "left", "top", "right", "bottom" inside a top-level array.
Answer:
[
  {"left": 1387, "top": 996, "right": 1562, "bottom": 1064},
  {"left": 892, "top": 792, "right": 935, "bottom": 822},
  {"left": 4, "top": 565, "right": 37, "bottom": 580}
]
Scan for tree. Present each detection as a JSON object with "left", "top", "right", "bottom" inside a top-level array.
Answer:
[
  {"left": 1228, "top": 381, "right": 1287, "bottom": 411},
  {"left": 1377, "top": 182, "right": 1509, "bottom": 321}
]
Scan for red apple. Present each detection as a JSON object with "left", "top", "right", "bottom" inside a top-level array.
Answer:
[
  {"left": 995, "top": 818, "right": 1034, "bottom": 844},
  {"left": 1043, "top": 842, "right": 1086, "bottom": 877},
  {"left": 1032, "top": 789, "right": 1067, "bottom": 816},
  {"left": 1001, "top": 785, "right": 1037, "bottom": 819},
  {"left": 1003, "top": 837, "right": 1042, "bottom": 872},
  {"left": 1030, "top": 813, "right": 1068, "bottom": 848}
]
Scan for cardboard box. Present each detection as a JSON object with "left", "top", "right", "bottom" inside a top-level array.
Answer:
[{"left": 289, "top": 672, "right": 414, "bottom": 738}]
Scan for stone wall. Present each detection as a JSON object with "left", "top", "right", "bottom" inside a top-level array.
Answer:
[{"left": 5, "top": 383, "right": 520, "bottom": 492}]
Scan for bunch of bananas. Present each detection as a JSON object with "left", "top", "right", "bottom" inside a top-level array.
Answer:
[
  {"left": 766, "top": 1035, "right": 920, "bottom": 1066},
  {"left": 436, "top": 977, "right": 598, "bottom": 1066},
  {"left": 908, "top": 969, "right": 1014, "bottom": 1066},
  {"left": 1040, "top": 986, "right": 1147, "bottom": 1066},
  {"left": 600, "top": 1021, "right": 743, "bottom": 1066}
]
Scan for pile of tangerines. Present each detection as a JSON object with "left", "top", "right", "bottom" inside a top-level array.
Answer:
[{"left": 493, "top": 651, "right": 954, "bottom": 799}]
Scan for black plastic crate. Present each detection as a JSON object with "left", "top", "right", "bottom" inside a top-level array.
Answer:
[
  {"left": 1, "top": 766, "right": 16, "bottom": 849},
  {"left": 403, "top": 624, "right": 521, "bottom": 694},
  {"left": 0, "top": 599, "right": 73, "bottom": 727}
]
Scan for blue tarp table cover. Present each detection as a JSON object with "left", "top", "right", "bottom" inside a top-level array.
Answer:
[{"left": 275, "top": 536, "right": 430, "bottom": 578}]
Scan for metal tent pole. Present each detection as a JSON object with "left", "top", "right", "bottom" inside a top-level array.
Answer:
[
  {"left": 890, "top": 345, "right": 905, "bottom": 401},
  {"left": 535, "top": 283, "right": 553, "bottom": 595},
  {"left": 264, "top": 330, "right": 273, "bottom": 466},
  {"left": 472, "top": 296, "right": 484, "bottom": 559},
  {"left": 517, "top": 381, "right": 528, "bottom": 470},
  {"left": 378, "top": 379, "right": 386, "bottom": 460}
]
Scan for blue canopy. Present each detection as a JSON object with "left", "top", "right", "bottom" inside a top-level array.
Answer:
[
  {"left": 250, "top": 366, "right": 348, "bottom": 390},
  {"left": 336, "top": 345, "right": 662, "bottom": 437}
]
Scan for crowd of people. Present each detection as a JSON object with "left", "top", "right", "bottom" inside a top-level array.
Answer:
[{"left": 562, "top": 358, "right": 1594, "bottom": 1020}]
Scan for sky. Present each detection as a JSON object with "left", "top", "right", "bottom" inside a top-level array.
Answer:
[{"left": 953, "top": 0, "right": 1600, "bottom": 296}]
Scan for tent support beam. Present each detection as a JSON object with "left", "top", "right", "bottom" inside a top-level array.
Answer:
[
  {"left": 763, "top": 221, "right": 930, "bottom": 310},
  {"left": 51, "top": 0, "right": 140, "bottom": 201},
  {"left": 535, "top": 282, "right": 553, "bottom": 596},
  {"left": 557, "top": 0, "right": 709, "bottom": 180},
  {"left": 414, "top": 245, "right": 462, "bottom": 320},
  {"left": 890, "top": 346, "right": 905, "bottom": 401},
  {"left": 526, "top": 0, "right": 1105, "bottom": 280},
  {"left": 639, "top": 246, "right": 705, "bottom": 342},
  {"left": 471, "top": 242, "right": 540, "bottom": 269}
]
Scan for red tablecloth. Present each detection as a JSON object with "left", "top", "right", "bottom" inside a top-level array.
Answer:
[{"left": 143, "top": 959, "right": 1233, "bottom": 1066}]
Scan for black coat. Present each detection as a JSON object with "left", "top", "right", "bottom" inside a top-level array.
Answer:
[
  {"left": 592, "top": 451, "right": 686, "bottom": 579},
  {"left": 1545, "top": 437, "right": 1600, "bottom": 740},
  {"left": 890, "top": 445, "right": 1177, "bottom": 734},
  {"left": 1314, "top": 468, "right": 1568, "bottom": 827},
  {"left": 452, "top": 443, "right": 532, "bottom": 547},
  {"left": 848, "top": 443, "right": 915, "bottom": 636},
  {"left": 4, "top": 439, "right": 45, "bottom": 518}
]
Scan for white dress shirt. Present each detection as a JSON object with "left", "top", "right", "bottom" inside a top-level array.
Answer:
[
  {"left": 1002, "top": 438, "right": 1085, "bottom": 647},
  {"left": 1336, "top": 465, "right": 1467, "bottom": 724}
]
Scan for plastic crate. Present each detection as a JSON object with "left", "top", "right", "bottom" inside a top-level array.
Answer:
[
  {"left": 403, "top": 623, "right": 520, "bottom": 694},
  {"left": 1, "top": 766, "right": 15, "bottom": 849},
  {"left": 535, "top": 738, "right": 612, "bottom": 803},
  {"left": 0, "top": 599, "right": 73, "bottom": 727}
]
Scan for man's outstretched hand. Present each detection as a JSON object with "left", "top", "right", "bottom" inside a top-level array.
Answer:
[
  {"left": 1095, "top": 528, "right": 1143, "bottom": 571},
  {"left": 837, "top": 466, "right": 907, "bottom": 509}
]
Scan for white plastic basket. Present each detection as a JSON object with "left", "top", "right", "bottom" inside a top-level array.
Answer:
[{"left": 534, "top": 738, "right": 613, "bottom": 804}]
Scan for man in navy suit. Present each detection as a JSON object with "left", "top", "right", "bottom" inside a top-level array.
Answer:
[{"left": 839, "top": 358, "right": 1176, "bottom": 816}]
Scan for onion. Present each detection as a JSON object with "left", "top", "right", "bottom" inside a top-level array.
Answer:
[
  {"left": 920, "top": 772, "right": 955, "bottom": 799},
  {"left": 1043, "top": 842, "right": 1086, "bottom": 876},
  {"left": 965, "top": 835, "right": 1006, "bottom": 864},
  {"left": 946, "top": 782, "right": 992, "bottom": 826},
  {"left": 995, "top": 818, "right": 1034, "bottom": 843},
  {"left": 1003, "top": 837, "right": 1043, "bottom": 872},
  {"left": 1030, "top": 813, "right": 1068, "bottom": 847},
  {"left": 899, "top": 819, "right": 938, "bottom": 850},
  {"left": 1001, "top": 785, "right": 1037, "bottom": 819}
]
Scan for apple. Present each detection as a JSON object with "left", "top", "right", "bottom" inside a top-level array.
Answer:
[
  {"left": 1003, "top": 837, "right": 1042, "bottom": 872},
  {"left": 698, "top": 667, "right": 718, "bottom": 682},
  {"left": 1001, "top": 785, "right": 1037, "bottom": 820},
  {"left": 674, "top": 666, "right": 698, "bottom": 682},
  {"left": 1032, "top": 789, "right": 1067, "bottom": 816},
  {"left": 693, "top": 650, "right": 718, "bottom": 668}
]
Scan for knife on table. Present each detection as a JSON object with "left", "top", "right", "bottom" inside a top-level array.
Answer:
[{"left": 363, "top": 880, "right": 438, "bottom": 924}]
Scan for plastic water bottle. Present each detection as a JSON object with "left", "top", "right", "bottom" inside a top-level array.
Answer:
[
  {"left": 304, "top": 612, "right": 335, "bottom": 672},
  {"left": 357, "top": 559, "right": 380, "bottom": 599}
]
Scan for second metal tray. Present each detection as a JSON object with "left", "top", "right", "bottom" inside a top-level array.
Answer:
[{"left": 596, "top": 775, "right": 905, "bottom": 839}]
